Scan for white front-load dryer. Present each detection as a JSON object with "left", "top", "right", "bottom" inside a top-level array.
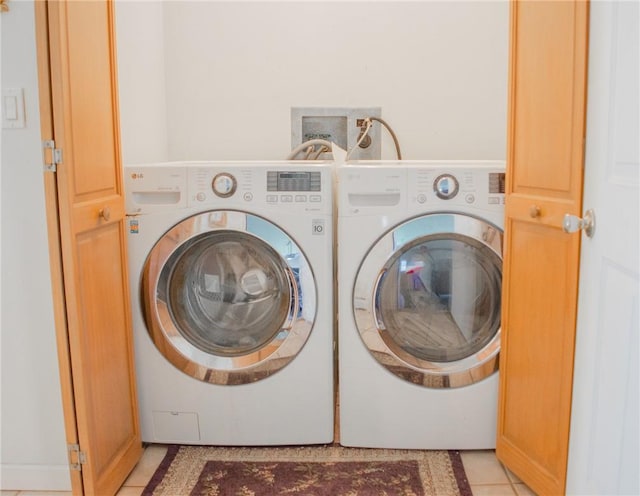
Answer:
[
  {"left": 125, "top": 161, "right": 334, "bottom": 445},
  {"left": 337, "top": 161, "right": 505, "bottom": 449}
]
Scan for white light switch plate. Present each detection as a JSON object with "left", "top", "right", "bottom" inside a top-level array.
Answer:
[{"left": 2, "top": 88, "right": 26, "bottom": 129}]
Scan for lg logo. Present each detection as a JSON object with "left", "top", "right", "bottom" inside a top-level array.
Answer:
[{"left": 312, "top": 220, "right": 325, "bottom": 235}]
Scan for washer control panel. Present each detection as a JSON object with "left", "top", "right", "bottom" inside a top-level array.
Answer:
[{"left": 187, "top": 163, "right": 330, "bottom": 213}]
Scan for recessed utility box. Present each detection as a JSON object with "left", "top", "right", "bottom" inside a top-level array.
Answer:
[{"left": 291, "top": 107, "right": 382, "bottom": 160}]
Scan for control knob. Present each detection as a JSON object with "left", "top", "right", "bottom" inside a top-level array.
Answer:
[
  {"left": 433, "top": 174, "right": 459, "bottom": 200},
  {"left": 212, "top": 173, "right": 237, "bottom": 198}
]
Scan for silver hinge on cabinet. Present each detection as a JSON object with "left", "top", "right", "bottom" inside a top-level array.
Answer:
[
  {"left": 68, "top": 443, "right": 87, "bottom": 471},
  {"left": 43, "top": 140, "right": 62, "bottom": 172}
]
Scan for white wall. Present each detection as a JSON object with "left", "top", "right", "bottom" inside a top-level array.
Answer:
[
  {"left": 117, "top": 1, "right": 509, "bottom": 163},
  {"left": 116, "top": 0, "right": 169, "bottom": 165},
  {"left": 0, "top": 1, "right": 71, "bottom": 491}
]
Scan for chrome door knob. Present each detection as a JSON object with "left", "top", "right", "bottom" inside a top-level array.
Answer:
[{"left": 563, "top": 209, "right": 595, "bottom": 238}]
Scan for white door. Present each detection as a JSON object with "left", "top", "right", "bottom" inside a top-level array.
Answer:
[{"left": 566, "top": 2, "right": 639, "bottom": 494}]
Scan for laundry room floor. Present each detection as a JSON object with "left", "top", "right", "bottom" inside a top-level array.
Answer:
[{"left": 0, "top": 446, "right": 537, "bottom": 496}]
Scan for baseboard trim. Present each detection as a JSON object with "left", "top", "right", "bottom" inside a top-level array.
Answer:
[{"left": 0, "top": 464, "right": 72, "bottom": 491}]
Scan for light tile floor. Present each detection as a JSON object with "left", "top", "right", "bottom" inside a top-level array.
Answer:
[
  {"left": 1, "top": 446, "right": 536, "bottom": 496},
  {"left": 461, "top": 450, "right": 537, "bottom": 496}
]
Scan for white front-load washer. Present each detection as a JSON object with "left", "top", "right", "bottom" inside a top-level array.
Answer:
[
  {"left": 337, "top": 161, "right": 505, "bottom": 449},
  {"left": 125, "top": 161, "right": 334, "bottom": 445}
]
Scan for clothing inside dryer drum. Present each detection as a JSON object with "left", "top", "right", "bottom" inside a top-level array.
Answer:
[
  {"left": 376, "top": 236, "right": 501, "bottom": 363},
  {"left": 166, "top": 231, "right": 291, "bottom": 357}
]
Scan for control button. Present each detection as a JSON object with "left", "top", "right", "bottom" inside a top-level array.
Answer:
[
  {"left": 465, "top": 193, "right": 476, "bottom": 204},
  {"left": 281, "top": 195, "right": 293, "bottom": 203},
  {"left": 417, "top": 193, "right": 427, "bottom": 204},
  {"left": 295, "top": 195, "right": 307, "bottom": 202},
  {"left": 488, "top": 197, "right": 500, "bottom": 205},
  {"left": 266, "top": 194, "right": 278, "bottom": 203},
  {"left": 212, "top": 173, "right": 237, "bottom": 198},
  {"left": 196, "top": 192, "right": 206, "bottom": 202},
  {"left": 309, "top": 195, "right": 322, "bottom": 203},
  {"left": 243, "top": 192, "right": 253, "bottom": 202}
]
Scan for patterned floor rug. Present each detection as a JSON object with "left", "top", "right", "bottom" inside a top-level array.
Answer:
[{"left": 142, "top": 444, "right": 473, "bottom": 496}]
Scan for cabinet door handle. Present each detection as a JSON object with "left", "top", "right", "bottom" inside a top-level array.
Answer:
[
  {"left": 529, "top": 205, "right": 541, "bottom": 218},
  {"left": 99, "top": 207, "right": 111, "bottom": 222}
]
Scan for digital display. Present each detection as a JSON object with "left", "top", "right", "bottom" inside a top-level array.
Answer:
[
  {"left": 267, "top": 171, "right": 321, "bottom": 192},
  {"left": 489, "top": 173, "right": 506, "bottom": 194}
]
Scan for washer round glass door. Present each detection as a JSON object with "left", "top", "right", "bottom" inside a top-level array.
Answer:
[
  {"left": 353, "top": 213, "right": 502, "bottom": 388},
  {"left": 142, "top": 210, "right": 315, "bottom": 385}
]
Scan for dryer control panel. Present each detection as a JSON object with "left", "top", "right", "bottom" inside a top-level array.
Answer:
[
  {"left": 407, "top": 163, "right": 505, "bottom": 211},
  {"left": 338, "top": 161, "right": 505, "bottom": 224}
]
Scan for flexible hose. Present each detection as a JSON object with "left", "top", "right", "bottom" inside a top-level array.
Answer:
[
  {"left": 287, "top": 139, "right": 334, "bottom": 160},
  {"left": 369, "top": 116, "right": 402, "bottom": 160}
]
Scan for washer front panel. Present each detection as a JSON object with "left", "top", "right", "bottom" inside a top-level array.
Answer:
[
  {"left": 353, "top": 213, "right": 503, "bottom": 388},
  {"left": 142, "top": 210, "right": 316, "bottom": 385}
]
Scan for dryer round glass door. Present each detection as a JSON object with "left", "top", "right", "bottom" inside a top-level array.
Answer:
[
  {"left": 142, "top": 210, "right": 315, "bottom": 385},
  {"left": 353, "top": 213, "right": 502, "bottom": 388}
]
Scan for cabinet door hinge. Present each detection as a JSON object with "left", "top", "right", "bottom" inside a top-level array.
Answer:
[
  {"left": 68, "top": 443, "right": 87, "bottom": 471},
  {"left": 43, "top": 140, "right": 62, "bottom": 172}
]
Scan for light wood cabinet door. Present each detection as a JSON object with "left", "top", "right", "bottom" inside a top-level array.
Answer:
[
  {"left": 497, "top": 1, "right": 589, "bottom": 494},
  {"left": 36, "top": 1, "right": 142, "bottom": 494}
]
